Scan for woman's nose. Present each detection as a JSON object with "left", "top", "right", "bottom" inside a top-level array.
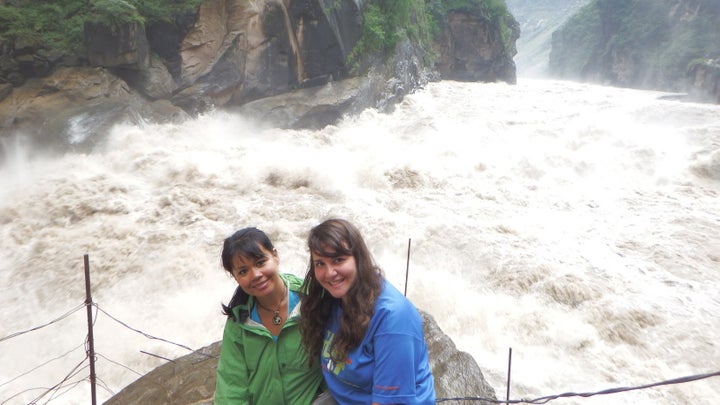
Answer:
[{"left": 324, "top": 265, "right": 336, "bottom": 277}]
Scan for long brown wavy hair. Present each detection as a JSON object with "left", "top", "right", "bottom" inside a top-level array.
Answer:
[{"left": 300, "top": 218, "right": 383, "bottom": 365}]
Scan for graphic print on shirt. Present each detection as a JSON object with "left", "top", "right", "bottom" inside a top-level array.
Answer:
[{"left": 321, "top": 329, "right": 349, "bottom": 375}]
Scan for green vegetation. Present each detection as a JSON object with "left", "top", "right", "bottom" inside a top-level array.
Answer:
[
  {"left": 547, "top": 2, "right": 603, "bottom": 77},
  {"left": 347, "top": 0, "right": 431, "bottom": 69},
  {"left": 550, "top": 0, "right": 720, "bottom": 89},
  {"left": 89, "top": 0, "right": 144, "bottom": 29},
  {"left": 0, "top": 0, "right": 201, "bottom": 54},
  {"left": 348, "top": 0, "right": 514, "bottom": 71},
  {"left": 0, "top": 0, "right": 88, "bottom": 53},
  {"left": 2, "top": 0, "right": 515, "bottom": 76}
]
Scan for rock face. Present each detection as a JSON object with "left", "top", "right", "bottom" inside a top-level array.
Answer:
[
  {"left": 548, "top": 0, "right": 720, "bottom": 96},
  {"left": 167, "top": 0, "right": 367, "bottom": 114},
  {"left": 236, "top": 35, "right": 434, "bottom": 130},
  {"left": 0, "top": 67, "right": 188, "bottom": 160},
  {"left": 85, "top": 21, "right": 150, "bottom": 70},
  {"left": 688, "top": 59, "right": 720, "bottom": 103},
  {"left": 0, "top": 0, "right": 518, "bottom": 140},
  {"left": 505, "top": 0, "right": 592, "bottom": 76},
  {"left": 434, "top": 10, "right": 519, "bottom": 84},
  {"left": 104, "top": 311, "right": 497, "bottom": 405}
]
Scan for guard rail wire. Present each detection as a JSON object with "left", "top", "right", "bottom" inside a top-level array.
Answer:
[{"left": 1, "top": 301, "right": 719, "bottom": 404}]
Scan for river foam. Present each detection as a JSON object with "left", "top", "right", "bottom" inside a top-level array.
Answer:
[{"left": 1, "top": 79, "right": 719, "bottom": 404}]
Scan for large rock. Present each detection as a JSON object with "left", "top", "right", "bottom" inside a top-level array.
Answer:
[
  {"left": 235, "top": 76, "right": 366, "bottom": 130},
  {"left": 104, "top": 310, "right": 497, "bottom": 405},
  {"left": 170, "top": 0, "right": 367, "bottom": 113},
  {"left": 85, "top": 21, "right": 150, "bottom": 69},
  {"left": 0, "top": 0, "right": 521, "bottom": 139},
  {"left": 421, "top": 311, "right": 497, "bottom": 405},
  {"left": 236, "top": 34, "right": 435, "bottom": 130},
  {"left": 0, "top": 67, "right": 138, "bottom": 143},
  {"left": 434, "top": 10, "right": 519, "bottom": 84},
  {"left": 120, "top": 53, "right": 180, "bottom": 100},
  {"left": 688, "top": 58, "right": 720, "bottom": 103},
  {"left": 0, "top": 67, "right": 188, "bottom": 152}
]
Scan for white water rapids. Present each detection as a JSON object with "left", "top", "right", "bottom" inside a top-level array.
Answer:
[{"left": 1, "top": 79, "right": 719, "bottom": 404}]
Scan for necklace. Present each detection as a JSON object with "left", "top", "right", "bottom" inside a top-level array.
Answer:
[{"left": 256, "top": 283, "right": 287, "bottom": 326}]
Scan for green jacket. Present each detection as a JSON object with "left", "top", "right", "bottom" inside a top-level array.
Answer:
[{"left": 214, "top": 274, "right": 323, "bottom": 404}]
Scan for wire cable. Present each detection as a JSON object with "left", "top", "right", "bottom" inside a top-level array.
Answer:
[
  {"left": 95, "top": 352, "right": 143, "bottom": 377},
  {"left": 46, "top": 375, "right": 88, "bottom": 403},
  {"left": 29, "top": 361, "right": 89, "bottom": 404},
  {"left": 94, "top": 375, "right": 116, "bottom": 396},
  {"left": 94, "top": 304, "right": 196, "bottom": 352},
  {"left": 1, "top": 356, "right": 87, "bottom": 405},
  {"left": 0, "top": 341, "right": 85, "bottom": 388},
  {"left": 4, "top": 301, "right": 717, "bottom": 405},
  {"left": 0, "top": 303, "right": 85, "bottom": 343},
  {"left": 436, "top": 369, "right": 720, "bottom": 404}
]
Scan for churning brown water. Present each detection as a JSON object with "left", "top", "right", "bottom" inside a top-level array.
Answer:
[{"left": 1, "top": 79, "right": 719, "bottom": 404}]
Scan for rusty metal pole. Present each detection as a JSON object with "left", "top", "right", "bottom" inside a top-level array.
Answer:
[
  {"left": 506, "top": 347, "right": 512, "bottom": 404},
  {"left": 84, "top": 254, "right": 97, "bottom": 405}
]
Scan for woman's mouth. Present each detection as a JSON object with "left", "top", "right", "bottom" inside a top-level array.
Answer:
[
  {"left": 252, "top": 279, "right": 269, "bottom": 290},
  {"left": 325, "top": 278, "right": 344, "bottom": 288}
]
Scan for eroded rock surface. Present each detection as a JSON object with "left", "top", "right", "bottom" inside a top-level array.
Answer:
[{"left": 104, "top": 310, "right": 497, "bottom": 405}]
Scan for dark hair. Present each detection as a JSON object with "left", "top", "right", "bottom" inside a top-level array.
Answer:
[
  {"left": 220, "top": 227, "right": 275, "bottom": 321},
  {"left": 300, "top": 218, "right": 383, "bottom": 365}
]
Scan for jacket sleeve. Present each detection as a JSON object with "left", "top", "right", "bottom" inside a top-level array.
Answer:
[{"left": 215, "top": 319, "right": 251, "bottom": 405}]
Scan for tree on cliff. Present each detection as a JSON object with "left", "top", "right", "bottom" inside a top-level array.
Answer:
[
  {"left": 1, "top": 0, "right": 515, "bottom": 74},
  {"left": 0, "top": 0, "right": 519, "bottom": 134},
  {"left": 0, "top": 0, "right": 202, "bottom": 54}
]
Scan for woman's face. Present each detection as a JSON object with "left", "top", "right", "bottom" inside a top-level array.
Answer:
[
  {"left": 231, "top": 246, "right": 280, "bottom": 298},
  {"left": 311, "top": 250, "right": 357, "bottom": 299}
]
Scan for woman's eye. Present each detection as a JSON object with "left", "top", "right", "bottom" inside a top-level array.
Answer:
[
  {"left": 256, "top": 259, "right": 267, "bottom": 267},
  {"left": 236, "top": 269, "right": 247, "bottom": 276}
]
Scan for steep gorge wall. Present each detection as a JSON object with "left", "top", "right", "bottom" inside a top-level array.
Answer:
[
  {"left": 505, "top": 0, "right": 591, "bottom": 76},
  {"left": 0, "top": 0, "right": 519, "bottom": 142},
  {"left": 548, "top": 0, "right": 720, "bottom": 94},
  {"left": 688, "top": 58, "right": 720, "bottom": 103}
]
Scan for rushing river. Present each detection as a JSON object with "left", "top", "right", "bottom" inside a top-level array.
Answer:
[{"left": 1, "top": 78, "right": 719, "bottom": 404}]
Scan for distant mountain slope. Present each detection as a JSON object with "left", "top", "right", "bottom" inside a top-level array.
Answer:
[
  {"left": 548, "top": 0, "right": 720, "bottom": 92},
  {"left": 505, "top": 0, "right": 592, "bottom": 77}
]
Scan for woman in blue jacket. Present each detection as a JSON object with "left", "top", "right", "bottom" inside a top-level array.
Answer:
[{"left": 299, "top": 219, "right": 435, "bottom": 405}]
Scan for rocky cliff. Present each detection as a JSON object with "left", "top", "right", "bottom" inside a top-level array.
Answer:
[
  {"left": 688, "top": 58, "right": 720, "bottom": 103},
  {"left": 104, "top": 311, "right": 498, "bottom": 405},
  {"left": 505, "top": 0, "right": 591, "bottom": 76},
  {"left": 548, "top": 0, "right": 720, "bottom": 97},
  {"left": 0, "top": 0, "right": 519, "bottom": 148},
  {"left": 433, "top": 7, "right": 519, "bottom": 84}
]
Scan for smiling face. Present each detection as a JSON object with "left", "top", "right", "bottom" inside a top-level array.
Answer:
[
  {"left": 231, "top": 246, "right": 281, "bottom": 298},
  {"left": 311, "top": 250, "right": 357, "bottom": 299}
]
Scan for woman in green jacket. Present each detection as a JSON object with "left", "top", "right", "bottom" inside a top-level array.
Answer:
[{"left": 214, "top": 227, "right": 324, "bottom": 404}]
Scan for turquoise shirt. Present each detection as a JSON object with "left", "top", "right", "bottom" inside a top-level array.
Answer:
[
  {"left": 250, "top": 290, "right": 301, "bottom": 341},
  {"left": 215, "top": 274, "right": 323, "bottom": 404}
]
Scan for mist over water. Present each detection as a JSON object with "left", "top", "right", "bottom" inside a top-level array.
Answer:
[{"left": 1, "top": 79, "right": 719, "bottom": 404}]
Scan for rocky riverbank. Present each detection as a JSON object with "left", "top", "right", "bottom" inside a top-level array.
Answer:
[{"left": 105, "top": 311, "right": 499, "bottom": 405}]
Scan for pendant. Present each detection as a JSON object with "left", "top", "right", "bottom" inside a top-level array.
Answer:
[{"left": 272, "top": 311, "right": 282, "bottom": 325}]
